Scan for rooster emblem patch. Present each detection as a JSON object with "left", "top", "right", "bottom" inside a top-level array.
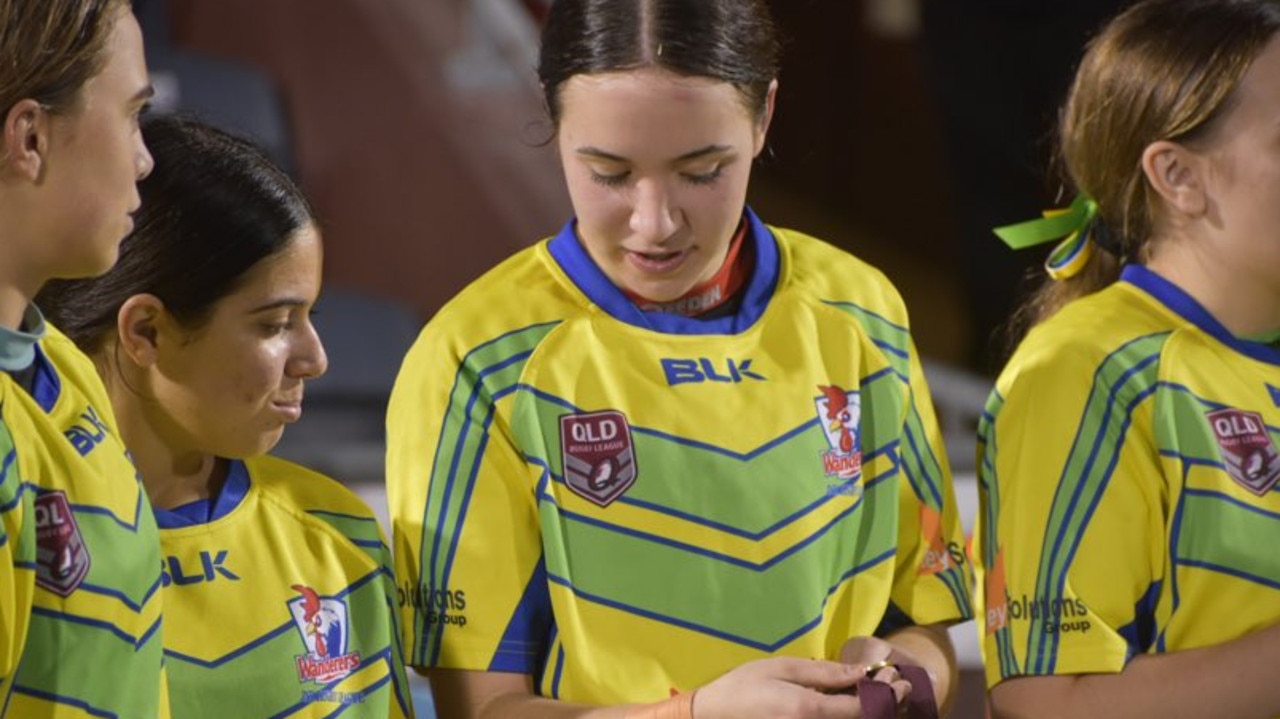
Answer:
[
  {"left": 816, "top": 385, "right": 863, "bottom": 481},
  {"left": 288, "top": 584, "right": 361, "bottom": 683}
]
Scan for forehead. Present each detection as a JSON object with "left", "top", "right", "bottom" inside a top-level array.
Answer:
[
  {"left": 80, "top": 8, "right": 147, "bottom": 106},
  {"left": 556, "top": 69, "right": 755, "bottom": 155},
  {"left": 230, "top": 225, "right": 323, "bottom": 295},
  {"left": 1217, "top": 35, "right": 1280, "bottom": 130}
]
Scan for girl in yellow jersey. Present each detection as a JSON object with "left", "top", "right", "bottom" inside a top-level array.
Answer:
[
  {"left": 0, "top": 2, "right": 168, "bottom": 716},
  {"left": 388, "top": 1, "right": 974, "bottom": 717},
  {"left": 978, "top": 1, "right": 1280, "bottom": 717},
  {"left": 39, "top": 116, "right": 413, "bottom": 718}
]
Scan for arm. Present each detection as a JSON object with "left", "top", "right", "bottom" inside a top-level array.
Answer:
[
  {"left": 990, "top": 622, "right": 1280, "bottom": 719},
  {"left": 428, "top": 658, "right": 875, "bottom": 719}
]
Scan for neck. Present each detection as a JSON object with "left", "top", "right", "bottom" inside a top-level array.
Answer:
[
  {"left": 101, "top": 358, "right": 224, "bottom": 510},
  {"left": 1147, "top": 236, "right": 1280, "bottom": 338},
  {"left": 0, "top": 284, "right": 34, "bottom": 331}
]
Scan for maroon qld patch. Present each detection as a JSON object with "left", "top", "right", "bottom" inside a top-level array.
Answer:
[
  {"left": 559, "top": 410, "right": 637, "bottom": 507},
  {"left": 34, "top": 490, "right": 91, "bottom": 596},
  {"left": 1207, "top": 408, "right": 1280, "bottom": 496}
]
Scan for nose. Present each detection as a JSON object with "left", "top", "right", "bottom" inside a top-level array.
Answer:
[
  {"left": 288, "top": 319, "right": 329, "bottom": 380},
  {"left": 628, "top": 177, "right": 680, "bottom": 243},
  {"left": 135, "top": 133, "right": 154, "bottom": 181}
]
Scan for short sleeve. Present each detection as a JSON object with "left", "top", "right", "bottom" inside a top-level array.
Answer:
[
  {"left": 974, "top": 339, "right": 1166, "bottom": 689},
  {"left": 886, "top": 337, "right": 975, "bottom": 629},
  {"left": 387, "top": 323, "right": 551, "bottom": 674}
]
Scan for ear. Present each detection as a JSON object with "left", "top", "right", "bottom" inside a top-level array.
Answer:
[
  {"left": 116, "top": 294, "right": 166, "bottom": 368},
  {"left": 752, "top": 79, "right": 779, "bottom": 158},
  {"left": 1141, "top": 139, "right": 1208, "bottom": 217},
  {"left": 1, "top": 99, "right": 48, "bottom": 181}
]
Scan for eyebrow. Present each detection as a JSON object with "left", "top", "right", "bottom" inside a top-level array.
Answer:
[
  {"left": 249, "top": 298, "right": 310, "bottom": 314},
  {"left": 575, "top": 144, "right": 733, "bottom": 164}
]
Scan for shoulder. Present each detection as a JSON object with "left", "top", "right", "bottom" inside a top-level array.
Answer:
[
  {"left": 246, "top": 455, "right": 385, "bottom": 546},
  {"left": 997, "top": 283, "right": 1178, "bottom": 398},
  {"left": 405, "top": 240, "right": 584, "bottom": 366},
  {"left": 40, "top": 323, "right": 100, "bottom": 384},
  {"left": 769, "top": 224, "right": 912, "bottom": 331}
]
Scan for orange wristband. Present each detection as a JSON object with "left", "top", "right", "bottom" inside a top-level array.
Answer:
[{"left": 624, "top": 690, "right": 696, "bottom": 719}]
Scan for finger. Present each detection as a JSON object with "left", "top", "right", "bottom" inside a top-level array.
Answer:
[
  {"left": 890, "top": 679, "right": 912, "bottom": 706},
  {"left": 771, "top": 657, "right": 860, "bottom": 690},
  {"left": 870, "top": 666, "right": 900, "bottom": 684}
]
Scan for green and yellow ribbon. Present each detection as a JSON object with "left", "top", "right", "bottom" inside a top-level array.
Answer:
[{"left": 993, "top": 194, "right": 1098, "bottom": 280}]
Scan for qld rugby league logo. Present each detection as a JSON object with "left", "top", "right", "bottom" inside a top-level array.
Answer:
[
  {"left": 288, "top": 585, "right": 361, "bottom": 683},
  {"left": 816, "top": 385, "right": 862, "bottom": 481},
  {"left": 1207, "top": 408, "right": 1280, "bottom": 495},
  {"left": 34, "top": 490, "right": 90, "bottom": 596},
  {"left": 559, "top": 410, "right": 637, "bottom": 507}
]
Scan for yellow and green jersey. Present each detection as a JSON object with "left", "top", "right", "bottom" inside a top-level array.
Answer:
[
  {"left": 0, "top": 399, "right": 32, "bottom": 713},
  {"left": 388, "top": 209, "right": 972, "bottom": 704},
  {"left": 3, "top": 325, "right": 167, "bottom": 718},
  {"left": 157, "top": 454, "right": 413, "bottom": 718},
  {"left": 976, "top": 264, "right": 1280, "bottom": 689}
]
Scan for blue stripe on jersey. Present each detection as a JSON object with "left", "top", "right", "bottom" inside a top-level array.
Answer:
[
  {"left": 422, "top": 322, "right": 557, "bottom": 662},
  {"left": 11, "top": 685, "right": 116, "bottom": 719},
  {"left": 977, "top": 390, "right": 1019, "bottom": 677},
  {"left": 267, "top": 647, "right": 396, "bottom": 719},
  {"left": 545, "top": 547, "right": 896, "bottom": 652},
  {"left": 517, "top": 382, "right": 904, "bottom": 465},
  {"left": 1173, "top": 558, "right": 1280, "bottom": 590},
  {"left": 164, "top": 568, "right": 385, "bottom": 668},
  {"left": 490, "top": 556, "right": 553, "bottom": 674},
  {"left": 550, "top": 644, "right": 566, "bottom": 699},
  {"left": 1124, "top": 264, "right": 1280, "bottom": 366},
  {"left": 418, "top": 318, "right": 562, "bottom": 598},
  {"left": 547, "top": 207, "right": 781, "bottom": 336},
  {"left": 1036, "top": 347, "right": 1162, "bottom": 673},
  {"left": 1159, "top": 456, "right": 1194, "bottom": 654},
  {"left": 901, "top": 412, "right": 944, "bottom": 509},
  {"left": 29, "top": 606, "right": 161, "bottom": 648},
  {"left": 165, "top": 622, "right": 294, "bottom": 668},
  {"left": 535, "top": 624, "right": 560, "bottom": 696},
  {"left": 67, "top": 491, "right": 148, "bottom": 532},
  {"left": 1184, "top": 488, "right": 1280, "bottom": 521},
  {"left": 819, "top": 301, "right": 910, "bottom": 335},
  {"left": 321, "top": 673, "right": 393, "bottom": 719},
  {"left": 1270, "top": 384, "right": 1280, "bottom": 409},
  {"left": 308, "top": 510, "right": 382, "bottom": 525},
  {"left": 76, "top": 575, "right": 162, "bottom": 612},
  {"left": 529, "top": 452, "right": 890, "bottom": 542},
  {"left": 537, "top": 479, "right": 877, "bottom": 572},
  {"left": 526, "top": 454, "right": 878, "bottom": 541}
]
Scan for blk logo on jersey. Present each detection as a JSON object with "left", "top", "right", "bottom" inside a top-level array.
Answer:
[
  {"left": 560, "top": 410, "right": 637, "bottom": 507},
  {"left": 289, "top": 585, "right": 361, "bottom": 683},
  {"left": 816, "top": 385, "right": 862, "bottom": 481},
  {"left": 34, "top": 490, "right": 91, "bottom": 596},
  {"left": 1206, "top": 408, "right": 1280, "bottom": 495}
]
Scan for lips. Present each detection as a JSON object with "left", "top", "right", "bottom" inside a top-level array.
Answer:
[
  {"left": 272, "top": 398, "right": 303, "bottom": 422},
  {"left": 626, "top": 248, "right": 689, "bottom": 274}
]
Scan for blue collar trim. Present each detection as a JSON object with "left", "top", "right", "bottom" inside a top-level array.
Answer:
[
  {"left": 547, "top": 207, "right": 780, "bottom": 335},
  {"left": 1122, "top": 264, "right": 1280, "bottom": 366},
  {"left": 154, "top": 459, "right": 252, "bottom": 529}
]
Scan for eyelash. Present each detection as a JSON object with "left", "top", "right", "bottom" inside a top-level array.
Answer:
[{"left": 589, "top": 166, "right": 724, "bottom": 188}]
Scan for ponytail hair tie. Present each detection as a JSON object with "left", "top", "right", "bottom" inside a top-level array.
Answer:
[{"left": 993, "top": 194, "right": 1120, "bottom": 280}]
